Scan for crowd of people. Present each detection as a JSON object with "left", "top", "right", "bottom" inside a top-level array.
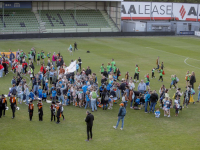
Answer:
[{"left": 0, "top": 46, "right": 198, "bottom": 128}]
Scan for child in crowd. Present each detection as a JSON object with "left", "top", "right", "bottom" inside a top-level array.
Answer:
[
  {"left": 60, "top": 103, "right": 65, "bottom": 121},
  {"left": 140, "top": 93, "right": 145, "bottom": 109},
  {"left": 64, "top": 95, "right": 69, "bottom": 106},
  {"left": 38, "top": 86, "right": 43, "bottom": 99},
  {"left": 42, "top": 90, "right": 47, "bottom": 101},
  {"left": 155, "top": 108, "right": 160, "bottom": 118},
  {"left": 85, "top": 91, "right": 90, "bottom": 109},
  {"left": 78, "top": 89, "right": 83, "bottom": 108},
  {"left": 29, "top": 89, "right": 35, "bottom": 100},
  {"left": 108, "top": 95, "right": 113, "bottom": 109},
  {"left": 134, "top": 96, "right": 141, "bottom": 110},
  {"left": 145, "top": 74, "right": 150, "bottom": 89},
  {"left": 51, "top": 88, "right": 57, "bottom": 102},
  {"left": 174, "top": 96, "right": 180, "bottom": 116},
  {"left": 152, "top": 68, "right": 155, "bottom": 79},
  {"left": 197, "top": 84, "right": 200, "bottom": 102},
  {"left": 163, "top": 97, "right": 170, "bottom": 117}
]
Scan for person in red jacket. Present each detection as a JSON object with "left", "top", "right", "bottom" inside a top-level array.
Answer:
[
  {"left": 22, "top": 61, "right": 28, "bottom": 74},
  {"left": 0, "top": 63, "right": 4, "bottom": 78},
  {"left": 40, "top": 64, "right": 46, "bottom": 74}
]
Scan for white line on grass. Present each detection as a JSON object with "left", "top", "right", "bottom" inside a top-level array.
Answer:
[
  {"left": 146, "top": 47, "right": 200, "bottom": 61},
  {"left": 11, "top": 71, "right": 31, "bottom": 86},
  {"left": 184, "top": 58, "right": 200, "bottom": 69},
  {"left": 146, "top": 47, "right": 200, "bottom": 69}
]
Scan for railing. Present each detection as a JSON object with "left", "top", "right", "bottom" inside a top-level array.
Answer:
[{"left": 0, "top": 27, "right": 116, "bottom": 34}]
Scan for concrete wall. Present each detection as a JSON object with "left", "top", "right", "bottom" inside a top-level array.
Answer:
[{"left": 0, "top": 32, "right": 175, "bottom": 39}]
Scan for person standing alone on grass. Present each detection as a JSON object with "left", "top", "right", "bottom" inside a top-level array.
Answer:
[
  {"left": 74, "top": 42, "right": 78, "bottom": 51},
  {"left": 113, "top": 103, "right": 126, "bottom": 130},
  {"left": 134, "top": 64, "right": 140, "bottom": 83},
  {"left": 85, "top": 110, "right": 94, "bottom": 142}
]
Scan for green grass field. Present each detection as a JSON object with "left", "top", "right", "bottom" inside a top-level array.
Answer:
[{"left": 0, "top": 36, "right": 200, "bottom": 150}]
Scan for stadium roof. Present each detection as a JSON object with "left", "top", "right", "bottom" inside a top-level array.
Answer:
[{"left": 1, "top": 0, "right": 123, "bottom": 1}]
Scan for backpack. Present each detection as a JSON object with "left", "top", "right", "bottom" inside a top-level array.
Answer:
[
  {"left": 57, "top": 88, "right": 61, "bottom": 96},
  {"left": 162, "top": 70, "right": 165, "bottom": 75},
  {"left": 92, "top": 92, "right": 97, "bottom": 99},
  {"left": 12, "top": 88, "right": 17, "bottom": 95},
  {"left": 191, "top": 88, "right": 195, "bottom": 95},
  {"left": 31, "top": 52, "right": 34, "bottom": 56},
  {"left": 138, "top": 67, "right": 140, "bottom": 72},
  {"left": 121, "top": 107, "right": 126, "bottom": 116},
  {"left": 105, "top": 93, "right": 109, "bottom": 101}
]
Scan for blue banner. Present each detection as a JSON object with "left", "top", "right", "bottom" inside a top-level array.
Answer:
[
  {"left": 179, "top": 31, "right": 194, "bottom": 35},
  {"left": 0, "top": 2, "right": 32, "bottom": 9}
]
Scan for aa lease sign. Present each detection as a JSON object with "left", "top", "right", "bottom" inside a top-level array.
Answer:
[{"left": 121, "top": 2, "right": 200, "bottom": 21}]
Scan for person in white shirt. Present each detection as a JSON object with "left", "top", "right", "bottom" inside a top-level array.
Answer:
[{"left": 129, "top": 80, "right": 135, "bottom": 90}]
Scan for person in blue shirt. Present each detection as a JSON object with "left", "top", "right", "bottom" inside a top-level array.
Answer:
[
  {"left": 85, "top": 91, "right": 91, "bottom": 109},
  {"left": 64, "top": 96, "right": 69, "bottom": 105},
  {"left": 76, "top": 63, "right": 79, "bottom": 72},
  {"left": 134, "top": 96, "right": 140, "bottom": 108},
  {"left": 99, "top": 85, "right": 104, "bottom": 97},
  {"left": 29, "top": 89, "right": 35, "bottom": 100},
  {"left": 82, "top": 83, "right": 88, "bottom": 94},
  {"left": 52, "top": 88, "right": 57, "bottom": 102},
  {"left": 38, "top": 87, "right": 43, "bottom": 99},
  {"left": 144, "top": 91, "right": 151, "bottom": 113},
  {"left": 155, "top": 108, "right": 160, "bottom": 118},
  {"left": 9, "top": 50, "right": 15, "bottom": 68},
  {"left": 67, "top": 89, "right": 71, "bottom": 104},
  {"left": 113, "top": 73, "right": 117, "bottom": 80},
  {"left": 69, "top": 76, "right": 73, "bottom": 84},
  {"left": 106, "top": 82, "right": 112, "bottom": 93},
  {"left": 42, "top": 90, "right": 47, "bottom": 101}
]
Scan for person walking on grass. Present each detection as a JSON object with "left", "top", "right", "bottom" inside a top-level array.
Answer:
[
  {"left": 158, "top": 69, "right": 163, "bottom": 82},
  {"left": 113, "top": 103, "right": 126, "bottom": 130},
  {"left": 134, "top": 64, "right": 140, "bottom": 83},
  {"left": 74, "top": 42, "right": 78, "bottom": 51},
  {"left": 156, "top": 56, "right": 159, "bottom": 70},
  {"left": 85, "top": 110, "right": 94, "bottom": 142}
]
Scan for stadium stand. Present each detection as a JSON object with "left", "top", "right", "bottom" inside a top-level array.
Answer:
[
  {"left": 39, "top": 9, "right": 119, "bottom": 33},
  {"left": 0, "top": 10, "right": 40, "bottom": 33},
  {"left": 0, "top": 9, "right": 119, "bottom": 33}
]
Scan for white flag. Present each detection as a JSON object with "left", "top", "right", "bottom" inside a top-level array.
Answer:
[{"left": 65, "top": 60, "right": 76, "bottom": 74}]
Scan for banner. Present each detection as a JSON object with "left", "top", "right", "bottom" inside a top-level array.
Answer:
[
  {"left": 121, "top": 2, "right": 199, "bottom": 21},
  {"left": 173, "top": 3, "right": 198, "bottom": 21},
  {"left": 65, "top": 60, "right": 76, "bottom": 74},
  {"left": 0, "top": 52, "right": 16, "bottom": 59},
  {"left": 195, "top": 31, "right": 200, "bottom": 36},
  {"left": 151, "top": 2, "right": 172, "bottom": 20},
  {"left": 0, "top": 2, "right": 32, "bottom": 9},
  {"left": 121, "top": 2, "right": 151, "bottom": 20}
]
